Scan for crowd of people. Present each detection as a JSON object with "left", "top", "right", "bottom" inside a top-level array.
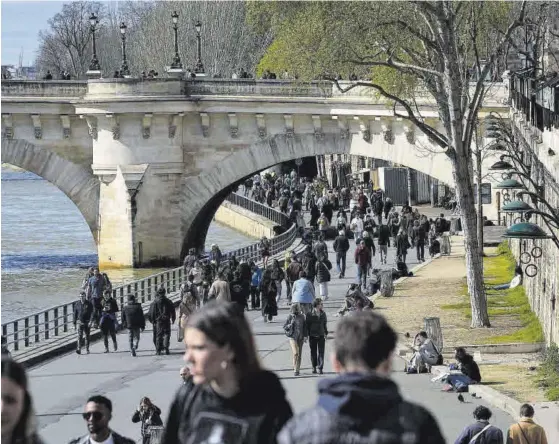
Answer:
[{"left": 2, "top": 306, "right": 549, "bottom": 444}]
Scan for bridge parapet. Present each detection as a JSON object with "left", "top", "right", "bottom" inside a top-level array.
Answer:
[{"left": 1, "top": 80, "right": 87, "bottom": 98}]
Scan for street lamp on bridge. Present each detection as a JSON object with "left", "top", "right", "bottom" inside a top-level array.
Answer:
[
  {"left": 194, "top": 20, "right": 205, "bottom": 75},
  {"left": 170, "top": 11, "right": 182, "bottom": 69},
  {"left": 120, "top": 22, "right": 130, "bottom": 76},
  {"left": 88, "top": 13, "right": 101, "bottom": 73}
]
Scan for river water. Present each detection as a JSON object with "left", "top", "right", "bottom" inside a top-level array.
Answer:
[{"left": 0, "top": 168, "right": 255, "bottom": 322}]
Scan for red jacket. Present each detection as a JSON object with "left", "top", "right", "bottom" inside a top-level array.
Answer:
[{"left": 354, "top": 245, "right": 371, "bottom": 267}]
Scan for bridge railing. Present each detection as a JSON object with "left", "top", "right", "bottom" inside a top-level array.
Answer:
[{"left": 1, "top": 193, "right": 297, "bottom": 354}]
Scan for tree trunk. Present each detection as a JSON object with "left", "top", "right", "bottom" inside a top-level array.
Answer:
[
  {"left": 475, "top": 148, "right": 485, "bottom": 257},
  {"left": 452, "top": 154, "right": 491, "bottom": 328}
]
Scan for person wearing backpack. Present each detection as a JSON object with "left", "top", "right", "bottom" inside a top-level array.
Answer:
[
  {"left": 278, "top": 311, "right": 445, "bottom": 444},
  {"left": 283, "top": 303, "right": 308, "bottom": 376},
  {"left": 454, "top": 406, "right": 503, "bottom": 444}
]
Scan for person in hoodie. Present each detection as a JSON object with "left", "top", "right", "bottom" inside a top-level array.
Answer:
[
  {"left": 454, "top": 406, "right": 503, "bottom": 444},
  {"left": 277, "top": 311, "right": 445, "bottom": 444},
  {"left": 162, "top": 301, "right": 293, "bottom": 444},
  {"left": 121, "top": 295, "right": 146, "bottom": 357}
]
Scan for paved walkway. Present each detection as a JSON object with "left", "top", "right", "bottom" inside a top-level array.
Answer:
[{"left": 29, "top": 235, "right": 519, "bottom": 444}]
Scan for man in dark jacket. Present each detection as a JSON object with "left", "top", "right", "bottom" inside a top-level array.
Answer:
[
  {"left": 74, "top": 292, "right": 93, "bottom": 355},
  {"left": 230, "top": 271, "right": 248, "bottom": 313},
  {"left": 148, "top": 287, "right": 176, "bottom": 355},
  {"left": 377, "top": 223, "right": 391, "bottom": 265},
  {"left": 301, "top": 246, "right": 317, "bottom": 284},
  {"left": 69, "top": 395, "right": 135, "bottom": 444},
  {"left": 454, "top": 406, "right": 503, "bottom": 444},
  {"left": 333, "top": 229, "right": 350, "bottom": 279},
  {"left": 354, "top": 240, "right": 371, "bottom": 290},
  {"left": 313, "top": 234, "right": 328, "bottom": 259},
  {"left": 122, "top": 295, "right": 146, "bottom": 357},
  {"left": 286, "top": 255, "right": 303, "bottom": 302},
  {"left": 305, "top": 298, "right": 328, "bottom": 374},
  {"left": 411, "top": 220, "right": 427, "bottom": 262},
  {"left": 278, "top": 311, "right": 445, "bottom": 444}
]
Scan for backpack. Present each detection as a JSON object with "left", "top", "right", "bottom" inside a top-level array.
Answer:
[{"left": 283, "top": 315, "right": 295, "bottom": 338}]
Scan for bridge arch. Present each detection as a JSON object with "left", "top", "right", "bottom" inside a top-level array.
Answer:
[
  {"left": 180, "top": 132, "right": 452, "bottom": 255},
  {"left": 1, "top": 139, "right": 100, "bottom": 243}
]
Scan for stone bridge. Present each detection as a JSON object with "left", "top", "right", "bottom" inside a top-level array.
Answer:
[{"left": 1, "top": 79, "right": 508, "bottom": 267}]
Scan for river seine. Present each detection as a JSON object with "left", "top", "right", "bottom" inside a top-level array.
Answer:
[{"left": 1, "top": 168, "right": 255, "bottom": 322}]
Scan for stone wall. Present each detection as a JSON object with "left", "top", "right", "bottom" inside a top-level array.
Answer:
[{"left": 214, "top": 201, "right": 274, "bottom": 240}]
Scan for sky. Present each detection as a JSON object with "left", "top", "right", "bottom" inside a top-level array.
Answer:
[{"left": 1, "top": 0, "right": 66, "bottom": 66}]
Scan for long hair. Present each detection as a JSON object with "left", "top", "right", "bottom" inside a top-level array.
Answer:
[
  {"left": 186, "top": 301, "right": 261, "bottom": 384},
  {"left": 1, "top": 359, "right": 39, "bottom": 444}
]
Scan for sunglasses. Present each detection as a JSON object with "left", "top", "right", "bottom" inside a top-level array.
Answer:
[{"left": 82, "top": 411, "right": 103, "bottom": 421}]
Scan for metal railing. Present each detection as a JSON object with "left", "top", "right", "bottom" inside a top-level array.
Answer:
[{"left": 1, "top": 193, "right": 297, "bottom": 354}]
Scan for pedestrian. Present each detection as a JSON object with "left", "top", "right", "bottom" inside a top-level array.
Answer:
[
  {"left": 313, "top": 234, "right": 328, "bottom": 260},
  {"left": 177, "top": 288, "right": 197, "bottom": 343},
  {"left": 1, "top": 359, "right": 46, "bottom": 444},
  {"left": 208, "top": 272, "right": 231, "bottom": 302},
  {"left": 315, "top": 254, "right": 332, "bottom": 301},
  {"left": 506, "top": 404, "right": 549, "bottom": 444},
  {"left": 162, "top": 301, "right": 293, "bottom": 444},
  {"left": 350, "top": 213, "right": 364, "bottom": 244},
  {"left": 259, "top": 236, "right": 271, "bottom": 268},
  {"left": 74, "top": 291, "right": 93, "bottom": 355},
  {"left": 454, "top": 406, "right": 503, "bottom": 444},
  {"left": 396, "top": 228, "right": 410, "bottom": 263},
  {"left": 284, "top": 302, "right": 308, "bottom": 376},
  {"left": 183, "top": 248, "right": 198, "bottom": 275},
  {"left": 301, "top": 245, "right": 317, "bottom": 284},
  {"left": 412, "top": 219, "right": 427, "bottom": 262},
  {"left": 305, "top": 298, "right": 328, "bottom": 375},
  {"left": 286, "top": 253, "right": 303, "bottom": 302},
  {"left": 132, "top": 397, "right": 163, "bottom": 444},
  {"left": 277, "top": 311, "right": 445, "bottom": 444},
  {"left": 148, "top": 287, "right": 176, "bottom": 355},
  {"left": 354, "top": 240, "right": 371, "bottom": 290},
  {"left": 229, "top": 271, "right": 248, "bottom": 313},
  {"left": 291, "top": 271, "right": 315, "bottom": 315},
  {"left": 260, "top": 269, "right": 278, "bottom": 322},
  {"left": 209, "top": 244, "right": 223, "bottom": 269},
  {"left": 121, "top": 294, "right": 145, "bottom": 357},
  {"left": 333, "top": 229, "right": 350, "bottom": 278},
  {"left": 87, "top": 268, "right": 105, "bottom": 327},
  {"left": 99, "top": 297, "right": 118, "bottom": 353},
  {"left": 270, "top": 259, "right": 286, "bottom": 304},
  {"left": 179, "top": 366, "right": 194, "bottom": 390},
  {"left": 69, "top": 395, "right": 135, "bottom": 444}
]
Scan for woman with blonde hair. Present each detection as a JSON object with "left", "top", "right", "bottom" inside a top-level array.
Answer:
[
  {"left": 1, "top": 359, "right": 45, "bottom": 444},
  {"left": 163, "top": 301, "right": 292, "bottom": 444}
]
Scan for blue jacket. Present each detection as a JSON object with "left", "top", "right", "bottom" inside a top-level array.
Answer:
[
  {"left": 251, "top": 268, "right": 263, "bottom": 286},
  {"left": 454, "top": 420, "right": 503, "bottom": 444},
  {"left": 291, "top": 278, "right": 315, "bottom": 304}
]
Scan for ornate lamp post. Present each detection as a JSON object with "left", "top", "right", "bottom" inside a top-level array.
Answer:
[
  {"left": 170, "top": 11, "right": 182, "bottom": 69},
  {"left": 194, "top": 20, "right": 205, "bottom": 74},
  {"left": 88, "top": 13, "right": 101, "bottom": 72},
  {"left": 120, "top": 22, "right": 130, "bottom": 76}
]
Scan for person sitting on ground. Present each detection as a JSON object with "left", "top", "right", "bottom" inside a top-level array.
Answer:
[
  {"left": 493, "top": 264, "right": 523, "bottom": 290},
  {"left": 132, "top": 397, "right": 163, "bottom": 444},
  {"left": 338, "top": 284, "right": 372, "bottom": 316},
  {"left": 406, "top": 331, "right": 441, "bottom": 374},
  {"left": 392, "top": 261, "right": 413, "bottom": 280},
  {"left": 482, "top": 216, "right": 495, "bottom": 227},
  {"left": 454, "top": 405, "right": 503, "bottom": 444},
  {"left": 443, "top": 347, "right": 481, "bottom": 392},
  {"left": 506, "top": 403, "right": 548, "bottom": 444},
  {"left": 277, "top": 311, "right": 445, "bottom": 444}
]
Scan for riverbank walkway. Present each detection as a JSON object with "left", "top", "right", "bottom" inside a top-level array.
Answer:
[{"left": 29, "top": 233, "right": 521, "bottom": 444}]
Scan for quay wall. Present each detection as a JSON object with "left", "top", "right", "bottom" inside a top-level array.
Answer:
[{"left": 214, "top": 201, "right": 275, "bottom": 240}]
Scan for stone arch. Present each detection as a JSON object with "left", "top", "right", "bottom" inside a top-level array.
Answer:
[
  {"left": 1, "top": 139, "right": 100, "bottom": 242},
  {"left": 179, "top": 131, "right": 453, "bottom": 255}
]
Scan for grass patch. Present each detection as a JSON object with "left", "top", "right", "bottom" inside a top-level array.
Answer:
[
  {"left": 448, "top": 242, "right": 544, "bottom": 344},
  {"left": 537, "top": 345, "right": 559, "bottom": 401}
]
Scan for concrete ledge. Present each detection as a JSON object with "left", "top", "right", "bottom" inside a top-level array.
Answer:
[
  {"left": 441, "top": 343, "right": 545, "bottom": 355},
  {"left": 215, "top": 201, "right": 275, "bottom": 239}
]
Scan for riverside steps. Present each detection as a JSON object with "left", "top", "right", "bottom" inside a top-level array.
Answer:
[
  {"left": 28, "top": 231, "right": 519, "bottom": 444},
  {"left": 2, "top": 193, "right": 298, "bottom": 367}
]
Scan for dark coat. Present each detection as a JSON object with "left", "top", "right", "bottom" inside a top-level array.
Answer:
[
  {"left": 286, "top": 261, "right": 303, "bottom": 282},
  {"left": 74, "top": 300, "right": 93, "bottom": 325},
  {"left": 122, "top": 302, "right": 146, "bottom": 330},
  {"left": 132, "top": 406, "right": 163, "bottom": 437},
  {"left": 354, "top": 245, "right": 371, "bottom": 267},
  {"left": 333, "top": 235, "right": 350, "bottom": 253},
  {"left": 460, "top": 355, "right": 482, "bottom": 383},
  {"left": 454, "top": 420, "right": 504, "bottom": 444},
  {"left": 260, "top": 278, "right": 278, "bottom": 317},
  {"left": 315, "top": 260, "right": 332, "bottom": 284},
  {"left": 305, "top": 310, "right": 328, "bottom": 337},
  {"left": 148, "top": 296, "right": 176, "bottom": 325},
  {"left": 277, "top": 373, "right": 445, "bottom": 444},
  {"left": 68, "top": 431, "right": 135, "bottom": 444},
  {"left": 162, "top": 370, "right": 293, "bottom": 444}
]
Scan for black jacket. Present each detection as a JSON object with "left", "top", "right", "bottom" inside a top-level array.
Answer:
[
  {"left": 278, "top": 373, "right": 445, "bottom": 444},
  {"left": 333, "top": 235, "right": 350, "bottom": 253},
  {"left": 148, "top": 296, "right": 176, "bottom": 325},
  {"left": 132, "top": 406, "right": 163, "bottom": 437},
  {"left": 230, "top": 278, "right": 248, "bottom": 306},
  {"left": 306, "top": 310, "right": 328, "bottom": 337},
  {"left": 162, "top": 370, "right": 293, "bottom": 444},
  {"left": 74, "top": 300, "right": 93, "bottom": 325},
  {"left": 122, "top": 302, "right": 146, "bottom": 330},
  {"left": 68, "top": 431, "right": 135, "bottom": 444},
  {"left": 315, "top": 260, "right": 332, "bottom": 284},
  {"left": 460, "top": 355, "right": 482, "bottom": 383}
]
